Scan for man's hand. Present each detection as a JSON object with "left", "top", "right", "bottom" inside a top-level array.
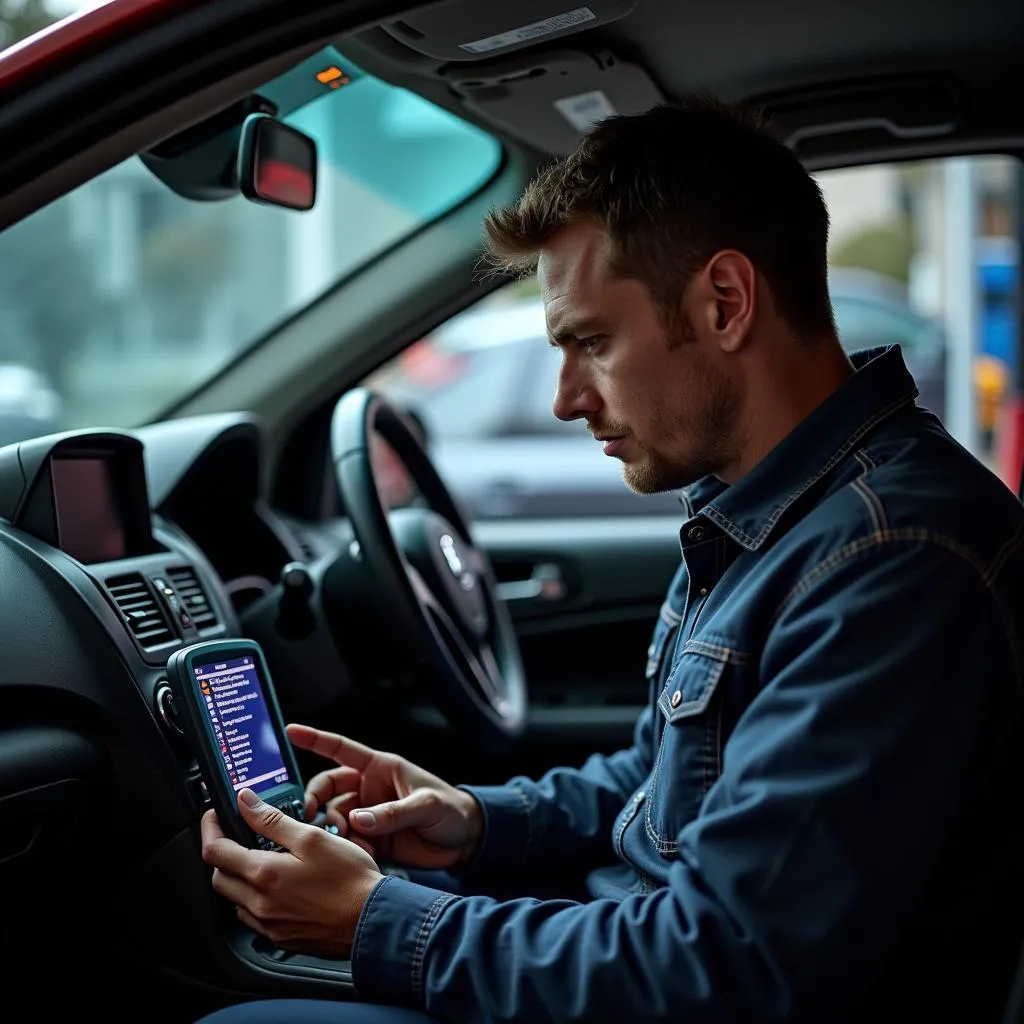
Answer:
[
  {"left": 287, "top": 723, "right": 484, "bottom": 870},
  {"left": 201, "top": 789, "right": 382, "bottom": 958}
]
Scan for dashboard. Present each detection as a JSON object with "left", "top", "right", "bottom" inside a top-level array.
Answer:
[
  {"left": 0, "top": 399, "right": 648, "bottom": 1006},
  {"left": 0, "top": 412, "right": 363, "bottom": 996},
  {"left": 0, "top": 413, "right": 318, "bottom": 658}
]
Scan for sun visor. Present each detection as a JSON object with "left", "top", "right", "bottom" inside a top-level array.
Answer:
[
  {"left": 444, "top": 49, "right": 664, "bottom": 155},
  {"left": 382, "top": 1, "right": 637, "bottom": 62}
]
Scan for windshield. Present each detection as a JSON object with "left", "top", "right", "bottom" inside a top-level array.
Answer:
[{"left": 0, "top": 58, "right": 501, "bottom": 445}]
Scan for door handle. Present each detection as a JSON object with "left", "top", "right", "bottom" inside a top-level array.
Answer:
[{"left": 496, "top": 562, "right": 567, "bottom": 604}]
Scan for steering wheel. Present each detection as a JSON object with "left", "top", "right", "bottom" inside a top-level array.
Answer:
[{"left": 329, "top": 388, "right": 527, "bottom": 748}]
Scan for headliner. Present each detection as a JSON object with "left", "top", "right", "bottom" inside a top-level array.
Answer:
[{"left": 344, "top": 0, "right": 1024, "bottom": 164}]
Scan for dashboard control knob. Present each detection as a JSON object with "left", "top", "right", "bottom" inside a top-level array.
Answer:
[{"left": 155, "top": 681, "right": 183, "bottom": 736}]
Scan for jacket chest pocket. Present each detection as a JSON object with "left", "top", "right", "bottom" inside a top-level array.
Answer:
[{"left": 644, "top": 648, "right": 729, "bottom": 856}]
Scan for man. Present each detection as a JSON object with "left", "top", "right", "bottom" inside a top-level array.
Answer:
[{"left": 197, "top": 96, "right": 1024, "bottom": 1023}]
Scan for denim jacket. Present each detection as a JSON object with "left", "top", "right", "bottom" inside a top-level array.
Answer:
[{"left": 352, "top": 347, "right": 1024, "bottom": 1023}]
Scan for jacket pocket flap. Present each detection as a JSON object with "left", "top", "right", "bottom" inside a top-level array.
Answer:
[{"left": 658, "top": 649, "right": 727, "bottom": 722}]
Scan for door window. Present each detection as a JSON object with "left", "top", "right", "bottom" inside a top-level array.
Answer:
[{"left": 366, "top": 155, "right": 1021, "bottom": 518}]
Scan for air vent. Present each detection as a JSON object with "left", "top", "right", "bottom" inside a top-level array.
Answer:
[
  {"left": 107, "top": 574, "right": 175, "bottom": 650},
  {"left": 167, "top": 566, "right": 219, "bottom": 630}
]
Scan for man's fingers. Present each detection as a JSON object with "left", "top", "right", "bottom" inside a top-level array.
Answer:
[
  {"left": 324, "top": 791, "right": 363, "bottom": 832},
  {"left": 349, "top": 790, "right": 439, "bottom": 837},
  {"left": 201, "top": 807, "right": 226, "bottom": 844},
  {"left": 286, "top": 724, "right": 377, "bottom": 771},
  {"left": 211, "top": 864, "right": 256, "bottom": 906},
  {"left": 305, "top": 766, "right": 363, "bottom": 815},
  {"left": 236, "top": 904, "right": 269, "bottom": 939},
  {"left": 236, "top": 789, "right": 311, "bottom": 854},
  {"left": 210, "top": 868, "right": 273, "bottom": 940},
  {"left": 201, "top": 808, "right": 256, "bottom": 875}
]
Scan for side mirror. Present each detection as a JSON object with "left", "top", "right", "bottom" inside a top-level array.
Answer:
[{"left": 237, "top": 113, "right": 318, "bottom": 211}]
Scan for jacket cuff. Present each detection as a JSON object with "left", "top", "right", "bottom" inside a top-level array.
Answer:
[
  {"left": 350, "top": 875, "right": 459, "bottom": 1007},
  {"left": 454, "top": 781, "right": 534, "bottom": 877}
]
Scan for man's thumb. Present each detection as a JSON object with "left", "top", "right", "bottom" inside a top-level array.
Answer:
[
  {"left": 350, "top": 792, "right": 435, "bottom": 836},
  {"left": 237, "top": 788, "right": 304, "bottom": 849}
]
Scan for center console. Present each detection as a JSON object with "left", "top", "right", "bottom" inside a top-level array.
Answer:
[{"left": 0, "top": 427, "right": 355, "bottom": 995}]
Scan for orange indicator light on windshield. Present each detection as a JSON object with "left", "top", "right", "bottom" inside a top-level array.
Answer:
[{"left": 316, "top": 66, "right": 350, "bottom": 89}]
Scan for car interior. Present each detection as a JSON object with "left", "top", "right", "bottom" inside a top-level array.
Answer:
[{"left": 0, "top": 0, "right": 1023, "bottom": 1019}]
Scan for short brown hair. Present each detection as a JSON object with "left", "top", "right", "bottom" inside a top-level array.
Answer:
[{"left": 482, "top": 94, "right": 835, "bottom": 339}]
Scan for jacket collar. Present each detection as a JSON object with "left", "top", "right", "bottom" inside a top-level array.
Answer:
[{"left": 680, "top": 346, "right": 918, "bottom": 551}]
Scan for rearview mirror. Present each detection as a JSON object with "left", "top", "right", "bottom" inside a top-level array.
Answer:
[{"left": 237, "top": 113, "right": 317, "bottom": 211}]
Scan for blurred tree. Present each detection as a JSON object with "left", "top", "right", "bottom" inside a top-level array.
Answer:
[
  {"left": 141, "top": 218, "right": 230, "bottom": 341},
  {"left": 831, "top": 217, "right": 915, "bottom": 284},
  {"left": 510, "top": 275, "right": 541, "bottom": 300},
  {"left": 0, "top": 0, "right": 59, "bottom": 49},
  {"left": 0, "top": 201, "right": 113, "bottom": 394}
]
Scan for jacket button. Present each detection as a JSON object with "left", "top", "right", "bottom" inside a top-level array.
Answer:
[
  {"left": 670, "top": 690, "right": 682, "bottom": 708},
  {"left": 687, "top": 525, "right": 705, "bottom": 542}
]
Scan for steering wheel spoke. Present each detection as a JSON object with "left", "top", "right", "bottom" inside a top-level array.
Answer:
[
  {"left": 474, "top": 640, "right": 510, "bottom": 713},
  {"left": 422, "top": 598, "right": 509, "bottom": 716},
  {"left": 329, "top": 389, "right": 526, "bottom": 747},
  {"left": 465, "top": 545, "right": 490, "bottom": 577},
  {"left": 404, "top": 560, "right": 440, "bottom": 612}
]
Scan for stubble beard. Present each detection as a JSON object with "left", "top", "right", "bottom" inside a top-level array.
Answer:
[{"left": 622, "top": 317, "right": 742, "bottom": 494}]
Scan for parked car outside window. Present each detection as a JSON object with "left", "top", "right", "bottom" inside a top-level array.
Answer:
[{"left": 373, "top": 268, "right": 951, "bottom": 519}]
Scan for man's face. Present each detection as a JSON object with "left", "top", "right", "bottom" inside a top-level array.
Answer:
[{"left": 539, "top": 221, "right": 741, "bottom": 493}]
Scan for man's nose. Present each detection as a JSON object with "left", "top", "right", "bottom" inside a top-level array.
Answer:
[{"left": 553, "top": 362, "right": 601, "bottom": 422}]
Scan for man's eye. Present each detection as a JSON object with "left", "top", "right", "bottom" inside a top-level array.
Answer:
[{"left": 579, "top": 336, "right": 603, "bottom": 353}]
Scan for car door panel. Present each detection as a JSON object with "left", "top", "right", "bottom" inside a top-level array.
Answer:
[{"left": 471, "top": 514, "right": 683, "bottom": 772}]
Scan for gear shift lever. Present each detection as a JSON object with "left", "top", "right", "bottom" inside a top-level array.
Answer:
[{"left": 276, "top": 561, "right": 314, "bottom": 641}]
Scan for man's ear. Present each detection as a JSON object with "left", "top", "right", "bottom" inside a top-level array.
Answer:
[{"left": 700, "top": 250, "right": 757, "bottom": 353}]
